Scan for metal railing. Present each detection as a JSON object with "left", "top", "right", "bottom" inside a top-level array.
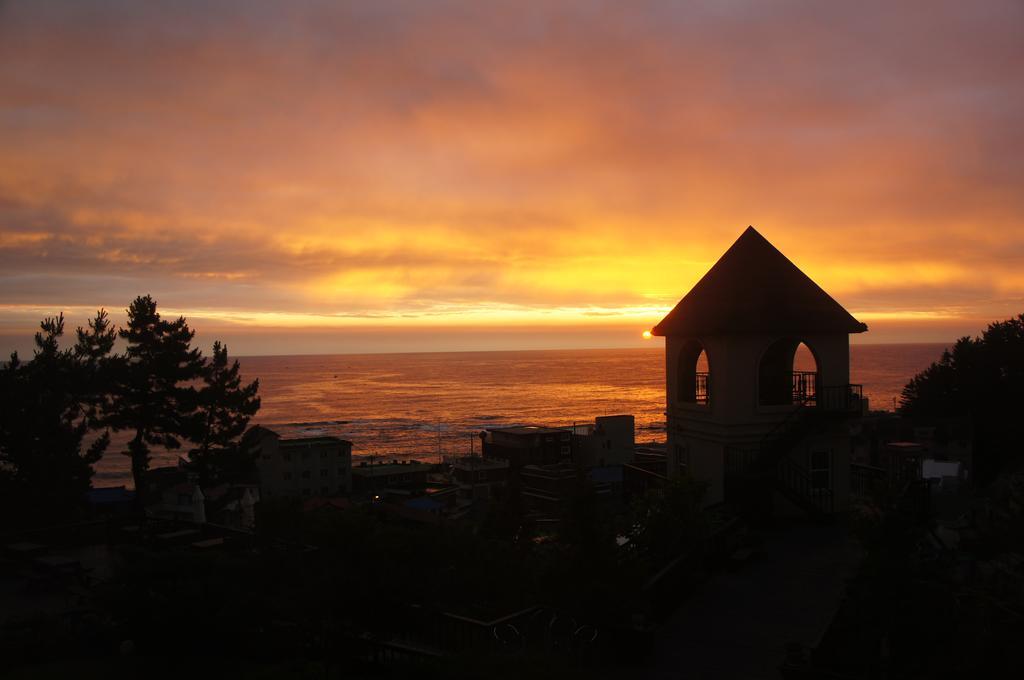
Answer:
[
  {"left": 776, "top": 455, "right": 834, "bottom": 515},
  {"left": 850, "top": 462, "right": 888, "bottom": 498},
  {"left": 724, "top": 381, "right": 863, "bottom": 517},
  {"left": 695, "top": 372, "right": 710, "bottom": 405},
  {"left": 817, "top": 383, "right": 863, "bottom": 412},
  {"left": 791, "top": 371, "right": 818, "bottom": 404}
]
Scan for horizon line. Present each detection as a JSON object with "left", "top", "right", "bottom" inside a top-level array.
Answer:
[{"left": 231, "top": 339, "right": 953, "bottom": 360}]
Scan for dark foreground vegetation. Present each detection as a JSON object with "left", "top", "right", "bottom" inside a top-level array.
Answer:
[
  {"left": 3, "top": 310, "right": 1024, "bottom": 677},
  {"left": 794, "top": 314, "right": 1024, "bottom": 678},
  {"left": 2, "top": 478, "right": 722, "bottom": 677},
  {"left": 1, "top": 297, "right": 733, "bottom": 676}
]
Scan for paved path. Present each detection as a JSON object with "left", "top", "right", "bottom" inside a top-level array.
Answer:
[{"left": 647, "top": 522, "right": 862, "bottom": 680}]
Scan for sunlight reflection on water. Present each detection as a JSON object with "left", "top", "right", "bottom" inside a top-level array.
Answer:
[{"left": 93, "top": 344, "right": 946, "bottom": 486}]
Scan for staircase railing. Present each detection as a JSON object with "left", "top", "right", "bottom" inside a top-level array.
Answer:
[
  {"left": 775, "top": 455, "right": 834, "bottom": 515},
  {"left": 818, "top": 383, "right": 863, "bottom": 413},
  {"left": 725, "top": 383, "right": 862, "bottom": 518}
]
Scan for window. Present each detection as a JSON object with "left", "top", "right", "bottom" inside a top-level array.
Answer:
[
  {"left": 302, "top": 488, "right": 311, "bottom": 496},
  {"left": 678, "top": 339, "right": 710, "bottom": 405},
  {"left": 810, "top": 450, "right": 831, "bottom": 490},
  {"left": 301, "top": 470, "right": 311, "bottom": 479},
  {"left": 675, "top": 444, "right": 690, "bottom": 476},
  {"left": 283, "top": 471, "right": 292, "bottom": 481},
  {"left": 320, "top": 451, "right": 328, "bottom": 458},
  {"left": 321, "top": 486, "right": 329, "bottom": 494},
  {"left": 320, "top": 469, "right": 328, "bottom": 478},
  {"left": 759, "top": 339, "right": 818, "bottom": 406},
  {"left": 283, "top": 453, "right": 291, "bottom": 462},
  {"left": 302, "top": 451, "right": 310, "bottom": 460}
]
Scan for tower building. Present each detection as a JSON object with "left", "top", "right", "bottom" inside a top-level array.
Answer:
[{"left": 651, "top": 226, "right": 867, "bottom": 517}]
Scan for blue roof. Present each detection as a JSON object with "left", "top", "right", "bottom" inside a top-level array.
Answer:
[
  {"left": 404, "top": 497, "right": 443, "bottom": 511},
  {"left": 88, "top": 486, "right": 135, "bottom": 504}
]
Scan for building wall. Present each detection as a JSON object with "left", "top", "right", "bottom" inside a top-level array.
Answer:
[
  {"left": 665, "top": 332, "right": 855, "bottom": 511},
  {"left": 255, "top": 433, "right": 353, "bottom": 499},
  {"left": 351, "top": 462, "right": 430, "bottom": 493},
  {"left": 573, "top": 415, "right": 635, "bottom": 468},
  {"left": 482, "top": 430, "right": 571, "bottom": 466}
]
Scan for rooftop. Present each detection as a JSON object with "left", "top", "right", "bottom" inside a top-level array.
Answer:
[
  {"left": 450, "top": 456, "right": 509, "bottom": 470},
  {"left": 279, "top": 435, "right": 352, "bottom": 447},
  {"left": 653, "top": 226, "right": 867, "bottom": 337},
  {"left": 352, "top": 461, "right": 432, "bottom": 476},
  {"left": 254, "top": 425, "right": 352, "bottom": 447},
  {"left": 489, "top": 425, "right": 569, "bottom": 436}
]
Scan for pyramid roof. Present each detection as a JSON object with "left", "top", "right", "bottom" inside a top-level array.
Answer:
[{"left": 652, "top": 226, "right": 867, "bottom": 336}]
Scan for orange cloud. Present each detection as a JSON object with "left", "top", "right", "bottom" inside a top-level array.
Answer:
[{"left": 1, "top": 1, "right": 1022, "bottom": 355}]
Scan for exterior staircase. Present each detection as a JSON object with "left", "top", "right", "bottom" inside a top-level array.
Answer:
[{"left": 725, "top": 383, "right": 862, "bottom": 521}]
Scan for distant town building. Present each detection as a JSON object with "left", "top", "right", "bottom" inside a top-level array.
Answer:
[
  {"left": 623, "top": 445, "right": 669, "bottom": 500},
  {"left": 481, "top": 426, "right": 571, "bottom": 467},
  {"left": 571, "top": 414, "right": 635, "bottom": 467},
  {"left": 449, "top": 456, "right": 509, "bottom": 502},
  {"left": 652, "top": 226, "right": 867, "bottom": 518},
  {"left": 252, "top": 426, "right": 353, "bottom": 499},
  {"left": 351, "top": 460, "right": 431, "bottom": 496},
  {"left": 148, "top": 477, "right": 205, "bottom": 523},
  {"left": 142, "top": 460, "right": 259, "bottom": 530},
  {"left": 520, "top": 463, "right": 579, "bottom": 514}
]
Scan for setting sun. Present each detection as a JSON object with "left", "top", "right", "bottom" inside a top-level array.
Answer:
[{"left": 642, "top": 330, "right": 653, "bottom": 340}]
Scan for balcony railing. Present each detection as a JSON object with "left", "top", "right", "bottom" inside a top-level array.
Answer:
[
  {"left": 792, "top": 371, "right": 817, "bottom": 404},
  {"left": 817, "top": 384, "right": 863, "bottom": 412},
  {"left": 695, "top": 372, "right": 710, "bottom": 405},
  {"left": 789, "top": 373, "right": 863, "bottom": 413}
]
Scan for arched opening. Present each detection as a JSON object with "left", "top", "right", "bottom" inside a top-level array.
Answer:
[
  {"left": 677, "top": 339, "right": 710, "bottom": 405},
  {"left": 758, "top": 338, "right": 819, "bottom": 406}
]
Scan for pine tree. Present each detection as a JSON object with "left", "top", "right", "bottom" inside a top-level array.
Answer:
[
  {"left": 108, "top": 296, "right": 205, "bottom": 505},
  {"left": 191, "top": 341, "right": 261, "bottom": 484},
  {"left": 0, "top": 314, "right": 106, "bottom": 527},
  {"left": 74, "top": 308, "right": 117, "bottom": 442},
  {"left": 901, "top": 313, "right": 1024, "bottom": 483}
]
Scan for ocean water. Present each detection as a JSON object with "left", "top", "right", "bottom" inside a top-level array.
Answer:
[{"left": 92, "top": 343, "right": 947, "bottom": 486}]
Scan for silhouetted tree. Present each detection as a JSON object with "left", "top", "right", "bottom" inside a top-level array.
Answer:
[
  {"left": 74, "top": 308, "right": 117, "bottom": 444},
  {"left": 901, "top": 313, "right": 1024, "bottom": 484},
  {"left": 0, "top": 315, "right": 107, "bottom": 527},
  {"left": 108, "top": 296, "right": 205, "bottom": 506},
  {"left": 190, "top": 341, "right": 260, "bottom": 484}
]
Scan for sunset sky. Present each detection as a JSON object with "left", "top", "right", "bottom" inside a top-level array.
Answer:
[{"left": 1, "top": 1, "right": 1022, "bottom": 356}]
